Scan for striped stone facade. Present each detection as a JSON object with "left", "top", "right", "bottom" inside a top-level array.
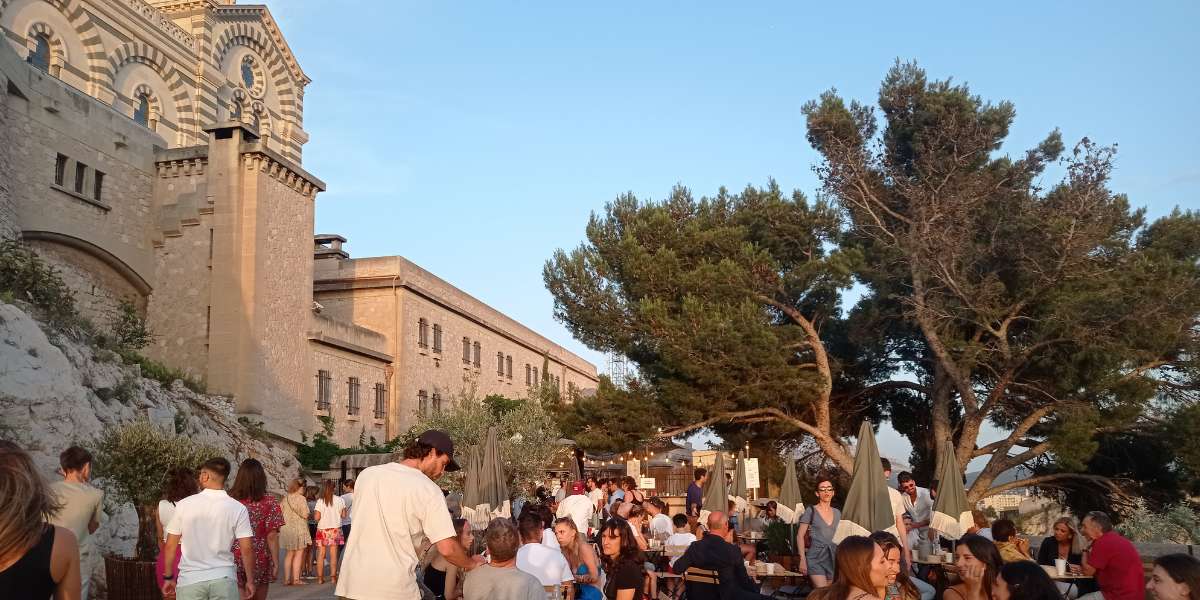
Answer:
[{"left": 0, "top": 0, "right": 310, "bottom": 160}]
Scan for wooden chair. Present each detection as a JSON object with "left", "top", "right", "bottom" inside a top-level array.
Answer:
[{"left": 682, "top": 567, "right": 721, "bottom": 600}]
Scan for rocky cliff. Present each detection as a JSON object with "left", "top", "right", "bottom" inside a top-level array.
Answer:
[{"left": 0, "top": 302, "right": 300, "bottom": 597}]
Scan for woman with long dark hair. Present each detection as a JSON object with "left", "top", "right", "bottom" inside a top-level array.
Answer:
[
  {"left": 945, "top": 534, "right": 1003, "bottom": 600},
  {"left": 229, "top": 458, "right": 283, "bottom": 600},
  {"left": 1148, "top": 554, "right": 1200, "bottom": 600},
  {"left": 0, "top": 440, "right": 80, "bottom": 600},
  {"left": 423, "top": 518, "right": 472, "bottom": 600},
  {"left": 993, "top": 561, "right": 1061, "bottom": 600},
  {"left": 599, "top": 518, "right": 644, "bottom": 600},
  {"left": 809, "top": 536, "right": 890, "bottom": 600},
  {"left": 155, "top": 466, "right": 198, "bottom": 591},
  {"left": 870, "top": 531, "right": 920, "bottom": 600},
  {"left": 312, "top": 479, "right": 346, "bottom": 584}
]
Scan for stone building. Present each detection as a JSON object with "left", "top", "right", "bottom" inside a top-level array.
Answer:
[{"left": 0, "top": 0, "right": 596, "bottom": 448}]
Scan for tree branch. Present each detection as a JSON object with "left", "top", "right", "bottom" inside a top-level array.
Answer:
[{"left": 981, "top": 473, "right": 1117, "bottom": 498}]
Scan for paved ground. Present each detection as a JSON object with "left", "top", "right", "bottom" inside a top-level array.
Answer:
[{"left": 269, "top": 579, "right": 338, "bottom": 600}]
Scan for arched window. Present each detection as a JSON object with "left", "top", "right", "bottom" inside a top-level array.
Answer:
[
  {"left": 27, "top": 35, "right": 50, "bottom": 72},
  {"left": 133, "top": 95, "right": 150, "bottom": 127},
  {"left": 241, "top": 59, "right": 255, "bottom": 89}
]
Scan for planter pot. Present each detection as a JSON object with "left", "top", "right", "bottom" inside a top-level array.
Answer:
[{"left": 104, "top": 555, "right": 160, "bottom": 600}]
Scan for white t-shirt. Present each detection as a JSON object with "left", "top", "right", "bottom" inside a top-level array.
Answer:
[
  {"left": 541, "top": 527, "right": 561, "bottom": 549},
  {"left": 315, "top": 495, "right": 346, "bottom": 530},
  {"left": 665, "top": 532, "right": 697, "bottom": 566},
  {"left": 588, "top": 487, "right": 605, "bottom": 510},
  {"left": 158, "top": 499, "right": 178, "bottom": 543},
  {"left": 335, "top": 462, "right": 457, "bottom": 600},
  {"left": 556, "top": 494, "right": 594, "bottom": 534},
  {"left": 888, "top": 488, "right": 906, "bottom": 521},
  {"left": 516, "top": 542, "right": 574, "bottom": 586},
  {"left": 341, "top": 492, "right": 354, "bottom": 526},
  {"left": 164, "top": 488, "right": 253, "bottom": 587},
  {"left": 649, "top": 513, "right": 673, "bottom": 539}
]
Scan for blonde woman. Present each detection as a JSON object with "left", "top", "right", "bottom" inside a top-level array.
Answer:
[
  {"left": 0, "top": 440, "right": 81, "bottom": 599},
  {"left": 554, "top": 517, "right": 602, "bottom": 600},
  {"left": 279, "top": 478, "right": 312, "bottom": 586}
]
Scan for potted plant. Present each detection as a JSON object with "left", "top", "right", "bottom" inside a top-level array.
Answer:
[
  {"left": 93, "top": 420, "right": 217, "bottom": 600},
  {"left": 764, "top": 520, "right": 796, "bottom": 569}
]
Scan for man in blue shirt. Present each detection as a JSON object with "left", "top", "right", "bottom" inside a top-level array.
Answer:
[
  {"left": 686, "top": 468, "right": 707, "bottom": 524},
  {"left": 605, "top": 478, "right": 625, "bottom": 516}
]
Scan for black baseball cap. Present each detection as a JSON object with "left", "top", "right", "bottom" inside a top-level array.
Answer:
[{"left": 418, "top": 430, "right": 460, "bottom": 471}]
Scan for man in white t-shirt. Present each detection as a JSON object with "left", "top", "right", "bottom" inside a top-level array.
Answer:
[
  {"left": 336, "top": 430, "right": 482, "bottom": 600},
  {"left": 161, "top": 457, "right": 254, "bottom": 600},
  {"left": 897, "top": 472, "right": 934, "bottom": 533},
  {"left": 586, "top": 477, "right": 605, "bottom": 514},
  {"left": 515, "top": 515, "right": 574, "bottom": 598},
  {"left": 645, "top": 497, "right": 673, "bottom": 540},
  {"left": 555, "top": 482, "right": 594, "bottom": 534},
  {"left": 665, "top": 513, "right": 697, "bottom": 567},
  {"left": 881, "top": 458, "right": 913, "bottom": 564}
]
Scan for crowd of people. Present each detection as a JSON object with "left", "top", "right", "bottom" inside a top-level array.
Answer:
[{"left": 3, "top": 434, "right": 1200, "bottom": 600}]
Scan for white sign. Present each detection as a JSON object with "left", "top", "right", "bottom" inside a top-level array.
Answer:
[
  {"left": 640, "top": 477, "right": 656, "bottom": 490},
  {"left": 626, "top": 459, "right": 641, "bottom": 477},
  {"left": 744, "top": 458, "right": 760, "bottom": 489}
]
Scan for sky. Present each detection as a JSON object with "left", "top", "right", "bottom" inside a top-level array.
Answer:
[{"left": 272, "top": 1, "right": 1199, "bottom": 466}]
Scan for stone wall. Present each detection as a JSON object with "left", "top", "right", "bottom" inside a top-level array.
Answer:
[
  {"left": 0, "top": 66, "right": 16, "bottom": 239},
  {"left": 308, "top": 339, "right": 389, "bottom": 446},
  {"left": 24, "top": 239, "right": 146, "bottom": 325},
  {"left": 0, "top": 301, "right": 301, "bottom": 599}
]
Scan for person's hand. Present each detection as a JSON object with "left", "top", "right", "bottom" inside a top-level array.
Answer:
[
  {"left": 243, "top": 582, "right": 256, "bottom": 599},
  {"left": 1069, "top": 564, "right": 1082, "bottom": 575},
  {"left": 961, "top": 563, "right": 985, "bottom": 587},
  {"left": 466, "top": 554, "right": 486, "bottom": 570},
  {"left": 161, "top": 581, "right": 176, "bottom": 598},
  {"left": 797, "top": 556, "right": 808, "bottom": 575},
  {"left": 1016, "top": 537, "right": 1030, "bottom": 554}
]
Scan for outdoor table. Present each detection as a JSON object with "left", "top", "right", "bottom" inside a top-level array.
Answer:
[
  {"left": 913, "top": 556, "right": 954, "bottom": 600},
  {"left": 752, "top": 563, "right": 806, "bottom": 599},
  {"left": 1044, "top": 566, "right": 1093, "bottom": 598}
]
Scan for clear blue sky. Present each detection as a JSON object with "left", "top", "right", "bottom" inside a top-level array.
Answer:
[{"left": 273, "top": 1, "right": 1199, "bottom": 462}]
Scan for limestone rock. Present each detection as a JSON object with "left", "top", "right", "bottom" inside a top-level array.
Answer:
[{"left": 0, "top": 303, "right": 300, "bottom": 598}]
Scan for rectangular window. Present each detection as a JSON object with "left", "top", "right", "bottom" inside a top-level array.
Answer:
[
  {"left": 417, "top": 318, "right": 429, "bottom": 348},
  {"left": 54, "top": 154, "right": 67, "bottom": 186},
  {"left": 506, "top": 355, "right": 512, "bottom": 379},
  {"left": 74, "top": 162, "right": 87, "bottom": 194},
  {"left": 533, "top": 367, "right": 539, "bottom": 384},
  {"left": 432, "top": 392, "right": 442, "bottom": 414},
  {"left": 462, "top": 337, "right": 471, "bottom": 364},
  {"left": 432, "top": 324, "right": 442, "bottom": 354},
  {"left": 497, "top": 352, "right": 504, "bottom": 376},
  {"left": 525, "top": 364, "right": 531, "bottom": 386},
  {"left": 374, "top": 383, "right": 387, "bottom": 419},
  {"left": 316, "top": 370, "right": 331, "bottom": 411},
  {"left": 93, "top": 171, "right": 105, "bottom": 201},
  {"left": 347, "top": 377, "right": 360, "bottom": 416},
  {"left": 418, "top": 390, "right": 429, "bottom": 416},
  {"left": 473, "top": 342, "right": 481, "bottom": 367}
]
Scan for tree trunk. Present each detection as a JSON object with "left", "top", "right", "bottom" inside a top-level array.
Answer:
[{"left": 135, "top": 504, "right": 159, "bottom": 562}]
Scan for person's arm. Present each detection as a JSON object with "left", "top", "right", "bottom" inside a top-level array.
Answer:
[
  {"left": 155, "top": 512, "right": 165, "bottom": 552},
  {"left": 238, "top": 537, "right": 256, "bottom": 596},
  {"left": 795, "top": 522, "right": 810, "bottom": 574},
  {"left": 435, "top": 536, "right": 482, "bottom": 570},
  {"left": 88, "top": 493, "right": 103, "bottom": 535},
  {"left": 444, "top": 564, "right": 462, "bottom": 600},
  {"left": 1080, "top": 543, "right": 1099, "bottom": 577},
  {"left": 580, "top": 542, "right": 600, "bottom": 584},
  {"left": 267, "top": 529, "right": 280, "bottom": 573},
  {"left": 894, "top": 512, "right": 913, "bottom": 564},
  {"left": 51, "top": 527, "right": 81, "bottom": 600},
  {"left": 161, "top": 533, "right": 181, "bottom": 597}
]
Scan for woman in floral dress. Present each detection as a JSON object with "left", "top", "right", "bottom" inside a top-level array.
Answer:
[{"left": 229, "top": 458, "right": 284, "bottom": 600}]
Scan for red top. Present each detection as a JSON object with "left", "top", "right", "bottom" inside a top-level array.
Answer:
[{"left": 1088, "top": 531, "right": 1143, "bottom": 600}]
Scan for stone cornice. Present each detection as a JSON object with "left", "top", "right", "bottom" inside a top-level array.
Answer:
[
  {"left": 155, "top": 156, "right": 207, "bottom": 177},
  {"left": 239, "top": 144, "right": 325, "bottom": 198},
  {"left": 124, "top": 0, "right": 196, "bottom": 48}
]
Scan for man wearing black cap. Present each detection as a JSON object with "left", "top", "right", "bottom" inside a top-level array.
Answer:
[{"left": 337, "top": 430, "right": 481, "bottom": 600}]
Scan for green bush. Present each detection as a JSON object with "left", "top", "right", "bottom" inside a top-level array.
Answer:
[
  {"left": 118, "top": 350, "right": 205, "bottom": 393},
  {"left": 92, "top": 420, "right": 219, "bottom": 559},
  {"left": 1118, "top": 499, "right": 1200, "bottom": 544},
  {"left": 109, "top": 300, "right": 152, "bottom": 351},
  {"left": 0, "top": 239, "right": 85, "bottom": 331}
]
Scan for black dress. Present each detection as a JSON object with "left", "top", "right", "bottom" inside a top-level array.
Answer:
[
  {"left": 0, "top": 524, "right": 56, "bottom": 600},
  {"left": 423, "top": 565, "right": 448, "bottom": 600}
]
